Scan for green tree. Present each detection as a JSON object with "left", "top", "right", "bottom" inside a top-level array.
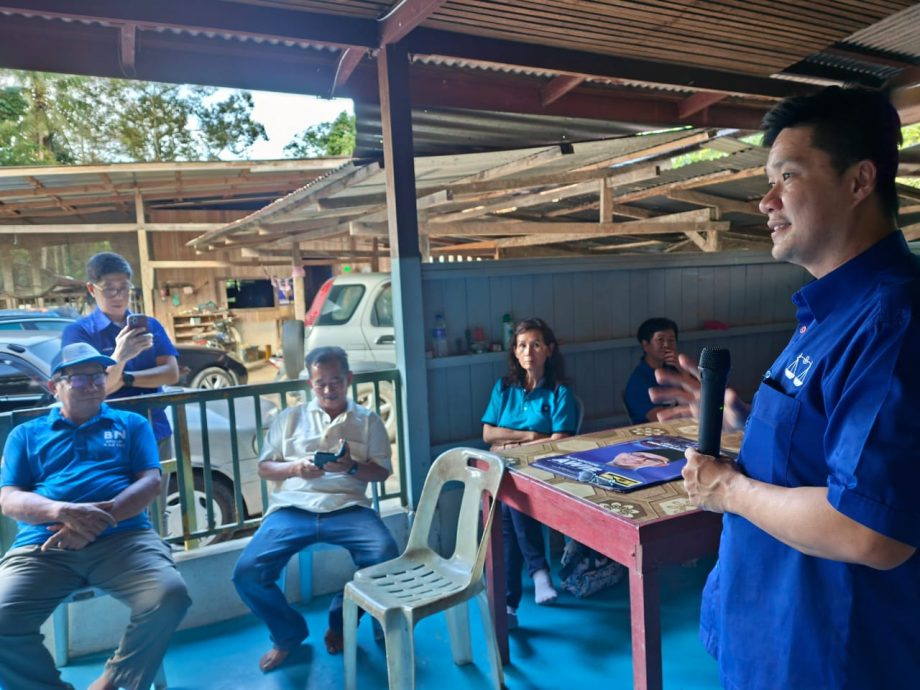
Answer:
[
  {"left": 284, "top": 110, "right": 355, "bottom": 157},
  {"left": 0, "top": 70, "right": 268, "bottom": 164}
]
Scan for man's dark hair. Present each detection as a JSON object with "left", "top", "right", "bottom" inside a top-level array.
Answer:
[
  {"left": 637, "top": 318, "right": 679, "bottom": 344},
  {"left": 306, "top": 346, "right": 350, "bottom": 375},
  {"left": 504, "top": 317, "right": 566, "bottom": 389},
  {"left": 86, "top": 252, "right": 133, "bottom": 283},
  {"left": 761, "top": 86, "right": 902, "bottom": 220}
]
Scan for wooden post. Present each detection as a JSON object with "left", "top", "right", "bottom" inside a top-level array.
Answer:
[
  {"left": 599, "top": 177, "right": 613, "bottom": 223},
  {"left": 379, "top": 41, "right": 431, "bottom": 507},
  {"left": 291, "top": 242, "right": 306, "bottom": 321},
  {"left": 370, "top": 237, "right": 380, "bottom": 272},
  {"left": 134, "top": 189, "right": 155, "bottom": 316},
  {"left": 0, "top": 240, "right": 16, "bottom": 308}
]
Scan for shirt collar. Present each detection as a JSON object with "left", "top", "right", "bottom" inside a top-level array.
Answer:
[
  {"left": 306, "top": 397, "right": 355, "bottom": 421},
  {"left": 794, "top": 232, "right": 912, "bottom": 324},
  {"left": 89, "top": 307, "right": 131, "bottom": 331},
  {"left": 49, "top": 402, "right": 117, "bottom": 430}
]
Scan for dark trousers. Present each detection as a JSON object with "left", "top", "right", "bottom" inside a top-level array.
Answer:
[{"left": 501, "top": 504, "right": 549, "bottom": 609}]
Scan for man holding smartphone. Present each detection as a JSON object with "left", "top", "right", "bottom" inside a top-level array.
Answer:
[
  {"left": 233, "top": 346, "right": 398, "bottom": 673},
  {"left": 62, "top": 252, "right": 180, "bottom": 460}
]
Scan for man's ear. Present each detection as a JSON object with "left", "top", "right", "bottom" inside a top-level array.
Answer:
[
  {"left": 48, "top": 378, "right": 58, "bottom": 396},
  {"left": 850, "top": 159, "right": 878, "bottom": 207}
]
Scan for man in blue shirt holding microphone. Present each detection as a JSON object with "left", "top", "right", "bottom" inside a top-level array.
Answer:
[{"left": 654, "top": 87, "right": 920, "bottom": 689}]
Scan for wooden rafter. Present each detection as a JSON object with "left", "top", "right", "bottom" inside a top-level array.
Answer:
[{"left": 541, "top": 75, "right": 586, "bottom": 107}]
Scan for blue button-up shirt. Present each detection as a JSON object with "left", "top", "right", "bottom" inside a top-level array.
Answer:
[
  {"left": 701, "top": 232, "right": 920, "bottom": 690},
  {"left": 1, "top": 404, "right": 160, "bottom": 549},
  {"left": 62, "top": 309, "right": 178, "bottom": 440},
  {"left": 481, "top": 378, "right": 578, "bottom": 436}
]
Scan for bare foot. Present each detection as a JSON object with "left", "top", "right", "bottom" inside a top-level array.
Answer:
[
  {"left": 259, "top": 646, "right": 290, "bottom": 672},
  {"left": 324, "top": 628, "right": 344, "bottom": 655},
  {"left": 87, "top": 675, "right": 116, "bottom": 690}
]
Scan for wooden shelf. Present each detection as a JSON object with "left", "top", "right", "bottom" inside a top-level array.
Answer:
[{"left": 171, "top": 311, "right": 233, "bottom": 346}]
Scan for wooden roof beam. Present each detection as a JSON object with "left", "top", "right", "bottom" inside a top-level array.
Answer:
[
  {"left": 541, "top": 75, "right": 586, "bottom": 107},
  {"left": 332, "top": 49, "right": 366, "bottom": 94},
  {"left": 405, "top": 28, "right": 812, "bottom": 99},
  {"left": 667, "top": 189, "right": 762, "bottom": 216},
  {"left": 0, "top": 0, "right": 378, "bottom": 49},
  {"left": 678, "top": 92, "right": 728, "bottom": 119},
  {"left": 379, "top": 0, "right": 448, "bottom": 46}
]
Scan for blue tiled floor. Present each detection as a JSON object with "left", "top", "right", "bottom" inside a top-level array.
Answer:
[{"left": 61, "top": 557, "right": 720, "bottom": 689}]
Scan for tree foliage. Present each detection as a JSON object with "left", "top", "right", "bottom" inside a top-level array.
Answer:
[
  {"left": 284, "top": 110, "right": 355, "bottom": 158},
  {"left": 0, "top": 70, "right": 267, "bottom": 164}
]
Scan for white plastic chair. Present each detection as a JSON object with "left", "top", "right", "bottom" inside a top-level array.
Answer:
[{"left": 343, "top": 447, "right": 505, "bottom": 690}]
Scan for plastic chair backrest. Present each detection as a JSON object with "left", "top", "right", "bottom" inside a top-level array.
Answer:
[
  {"left": 404, "top": 448, "right": 504, "bottom": 576},
  {"left": 573, "top": 394, "right": 585, "bottom": 435}
]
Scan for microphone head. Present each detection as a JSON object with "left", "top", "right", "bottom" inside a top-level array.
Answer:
[
  {"left": 699, "top": 347, "right": 731, "bottom": 372},
  {"left": 576, "top": 470, "right": 594, "bottom": 483}
]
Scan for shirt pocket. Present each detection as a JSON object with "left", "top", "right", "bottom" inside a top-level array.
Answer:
[{"left": 743, "top": 383, "right": 801, "bottom": 486}]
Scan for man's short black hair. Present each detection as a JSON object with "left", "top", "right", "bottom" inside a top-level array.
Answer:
[
  {"left": 86, "top": 252, "right": 133, "bottom": 283},
  {"left": 306, "top": 346, "right": 350, "bottom": 375},
  {"left": 637, "top": 318, "right": 679, "bottom": 344},
  {"left": 761, "top": 86, "right": 902, "bottom": 220}
]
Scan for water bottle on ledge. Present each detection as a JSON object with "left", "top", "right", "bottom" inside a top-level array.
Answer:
[{"left": 432, "top": 312, "right": 448, "bottom": 358}]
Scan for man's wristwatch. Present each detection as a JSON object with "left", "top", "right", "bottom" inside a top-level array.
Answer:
[
  {"left": 347, "top": 461, "right": 359, "bottom": 476},
  {"left": 122, "top": 371, "right": 135, "bottom": 387}
]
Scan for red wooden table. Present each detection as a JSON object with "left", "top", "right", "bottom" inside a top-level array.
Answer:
[{"left": 484, "top": 422, "right": 733, "bottom": 690}]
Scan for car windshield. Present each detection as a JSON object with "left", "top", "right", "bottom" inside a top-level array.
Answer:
[{"left": 316, "top": 285, "right": 365, "bottom": 326}]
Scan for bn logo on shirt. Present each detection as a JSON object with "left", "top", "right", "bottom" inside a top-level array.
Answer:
[{"left": 103, "top": 429, "right": 127, "bottom": 447}]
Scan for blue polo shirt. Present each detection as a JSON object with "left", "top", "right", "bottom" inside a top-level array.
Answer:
[
  {"left": 481, "top": 378, "right": 578, "bottom": 436},
  {"left": 623, "top": 358, "right": 659, "bottom": 424},
  {"left": 1, "top": 404, "right": 161, "bottom": 549},
  {"left": 62, "top": 309, "right": 178, "bottom": 441},
  {"left": 702, "top": 232, "right": 920, "bottom": 690}
]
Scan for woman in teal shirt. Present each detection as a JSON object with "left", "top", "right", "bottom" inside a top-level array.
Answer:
[{"left": 482, "top": 317, "right": 578, "bottom": 627}]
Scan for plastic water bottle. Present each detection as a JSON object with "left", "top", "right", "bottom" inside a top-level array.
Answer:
[
  {"left": 432, "top": 313, "right": 448, "bottom": 358},
  {"left": 501, "top": 313, "right": 514, "bottom": 351}
]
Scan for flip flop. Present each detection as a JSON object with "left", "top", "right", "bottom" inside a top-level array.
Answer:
[{"left": 324, "top": 628, "right": 344, "bottom": 655}]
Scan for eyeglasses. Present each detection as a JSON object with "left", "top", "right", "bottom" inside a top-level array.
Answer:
[
  {"left": 58, "top": 372, "right": 107, "bottom": 389},
  {"left": 93, "top": 282, "right": 134, "bottom": 298}
]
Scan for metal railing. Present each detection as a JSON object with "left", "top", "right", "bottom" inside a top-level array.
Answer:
[{"left": 0, "top": 369, "right": 405, "bottom": 551}]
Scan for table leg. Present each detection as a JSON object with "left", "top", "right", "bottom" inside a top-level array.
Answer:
[
  {"left": 484, "top": 496, "right": 509, "bottom": 664},
  {"left": 629, "top": 565, "right": 663, "bottom": 690}
]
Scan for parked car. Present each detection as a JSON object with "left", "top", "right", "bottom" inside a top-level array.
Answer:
[
  {"left": 0, "top": 309, "right": 248, "bottom": 389},
  {"left": 282, "top": 273, "right": 397, "bottom": 438},
  {"left": 0, "top": 331, "right": 273, "bottom": 543}
]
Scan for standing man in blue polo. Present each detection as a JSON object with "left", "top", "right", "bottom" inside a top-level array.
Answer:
[
  {"left": 0, "top": 343, "right": 190, "bottom": 690},
  {"left": 63, "top": 252, "right": 179, "bottom": 460},
  {"left": 653, "top": 87, "right": 920, "bottom": 690}
]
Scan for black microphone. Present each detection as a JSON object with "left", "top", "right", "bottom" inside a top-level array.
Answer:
[{"left": 697, "top": 347, "right": 731, "bottom": 457}]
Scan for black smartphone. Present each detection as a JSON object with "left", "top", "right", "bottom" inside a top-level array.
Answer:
[
  {"left": 126, "top": 314, "right": 148, "bottom": 331},
  {"left": 312, "top": 441, "right": 348, "bottom": 469}
]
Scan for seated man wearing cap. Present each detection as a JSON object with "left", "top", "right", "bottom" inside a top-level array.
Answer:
[{"left": 0, "top": 343, "right": 191, "bottom": 690}]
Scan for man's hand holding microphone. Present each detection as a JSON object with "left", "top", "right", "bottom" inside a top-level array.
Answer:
[{"left": 649, "top": 348, "right": 751, "bottom": 513}]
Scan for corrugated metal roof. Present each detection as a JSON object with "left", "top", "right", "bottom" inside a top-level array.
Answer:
[{"left": 845, "top": 4, "right": 920, "bottom": 58}]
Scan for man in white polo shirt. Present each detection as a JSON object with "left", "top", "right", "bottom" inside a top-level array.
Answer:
[{"left": 232, "top": 346, "right": 398, "bottom": 672}]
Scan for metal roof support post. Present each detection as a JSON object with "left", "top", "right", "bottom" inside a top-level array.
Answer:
[{"left": 378, "top": 41, "right": 431, "bottom": 508}]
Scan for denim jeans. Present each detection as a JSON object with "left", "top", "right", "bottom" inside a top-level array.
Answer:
[
  {"left": 501, "top": 504, "right": 549, "bottom": 609},
  {"left": 232, "top": 506, "right": 398, "bottom": 651}
]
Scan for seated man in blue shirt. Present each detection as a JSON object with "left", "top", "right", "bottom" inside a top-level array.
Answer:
[
  {"left": 623, "top": 317, "right": 681, "bottom": 424},
  {"left": 654, "top": 87, "right": 920, "bottom": 690},
  {"left": 63, "top": 252, "right": 180, "bottom": 461},
  {"left": 0, "top": 343, "right": 190, "bottom": 690}
]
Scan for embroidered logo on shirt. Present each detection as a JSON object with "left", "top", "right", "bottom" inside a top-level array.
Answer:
[
  {"left": 103, "top": 429, "right": 127, "bottom": 447},
  {"left": 784, "top": 353, "right": 813, "bottom": 387}
]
